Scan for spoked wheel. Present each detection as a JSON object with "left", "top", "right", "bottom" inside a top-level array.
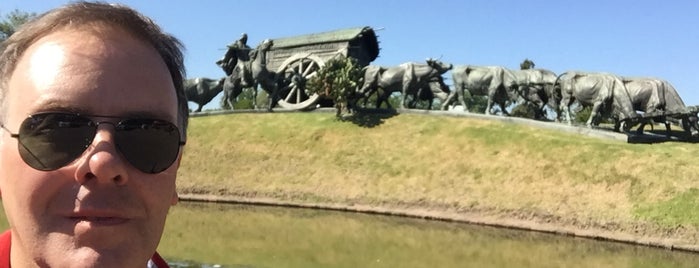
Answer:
[
  {"left": 276, "top": 53, "right": 325, "bottom": 110},
  {"left": 615, "top": 119, "right": 633, "bottom": 133}
]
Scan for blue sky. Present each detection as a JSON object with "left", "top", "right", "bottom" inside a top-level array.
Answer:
[{"left": 2, "top": 1, "right": 698, "bottom": 110}]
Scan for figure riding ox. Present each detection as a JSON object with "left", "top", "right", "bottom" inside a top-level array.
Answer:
[
  {"left": 184, "top": 77, "right": 225, "bottom": 112},
  {"left": 358, "top": 59, "right": 453, "bottom": 109},
  {"left": 217, "top": 39, "right": 281, "bottom": 111},
  {"left": 622, "top": 77, "right": 699, "bottom": 137},
  {"left": 447, "top": 65, "right": 518, "bottom": 115},
  {"left": 556, "top": 71, "right": 639, "bottom": 130},
  {"left": 509, "top": 68, "right": 560, "bottom": 120}
]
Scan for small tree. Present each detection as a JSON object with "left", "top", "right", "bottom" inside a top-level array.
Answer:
[
  {"left": 307, "top": 56, "right": 362, "bottom": 118},
  {"left": 0, "top": 9, "right": 37, "bottom": 42},
  {"left": 232, "top": 88, "right": 256, "bottom": 110},
  {"left": 520, "top": 58, "right": 535, "bottom": 70}
]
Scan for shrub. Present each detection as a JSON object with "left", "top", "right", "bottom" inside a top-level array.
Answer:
[{"left": 307, "top": 56, "right": 362, "bottom": 118}]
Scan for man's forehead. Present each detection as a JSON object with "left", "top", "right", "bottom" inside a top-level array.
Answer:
[
  {"left": 34, "top": 23, "right": 148, "bottom": 54},
  {"left": 6, "top": 25, "right": 177, "bottom": 123}
]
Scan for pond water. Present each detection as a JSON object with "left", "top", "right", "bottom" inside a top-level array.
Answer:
[
  {"left": 0, "top": 201, "right": 695, "bottom": 267},
  {"left": 158, "top": 202, "right": 699, "bottom": 268}
]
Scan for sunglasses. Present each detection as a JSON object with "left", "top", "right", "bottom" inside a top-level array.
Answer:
[{"left": 0, "top": 112, "right": 185, "bottom": 174}]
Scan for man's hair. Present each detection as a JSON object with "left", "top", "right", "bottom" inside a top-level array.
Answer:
[{"left": 0, "top": 1, "right": 188, "bottom": 137}]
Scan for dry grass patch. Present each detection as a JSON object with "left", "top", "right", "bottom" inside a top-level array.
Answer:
[{"left": 178, "top": 112, "right": 699, "bottom": 239}]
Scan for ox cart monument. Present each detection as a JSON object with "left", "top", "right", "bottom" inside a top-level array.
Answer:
[
  {"left": 208, "top": 27, "right": 698, "bottom": 143},
  {"left": 219, "top": 26, "right": 379, "bottom": 111}
]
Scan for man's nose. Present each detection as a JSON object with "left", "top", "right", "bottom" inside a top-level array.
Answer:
[{"left": 74, "top": 125, "right": 130, "bottom": 185}]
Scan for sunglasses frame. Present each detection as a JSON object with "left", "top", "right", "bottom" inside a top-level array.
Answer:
[{"left": 0, "top": 112, "right": 186, "bottom": 174}]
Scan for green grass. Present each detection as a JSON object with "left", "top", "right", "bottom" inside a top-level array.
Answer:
[
  {"left": 635, "top": 188, "right": 699, "bottom": 227},
  {"left": 177, "top": 112, "right": 699, "bottom": 241}
]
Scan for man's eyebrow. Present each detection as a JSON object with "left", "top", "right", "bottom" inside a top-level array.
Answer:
[
  {"left": 31, "top": 101, "right": 174, "bottom": 121},
  {"left": 29, "top": 102, "right": 87, "bottom": 115},
  {"left": 117, "top": 111, "right": 173, "bottom": 120}
]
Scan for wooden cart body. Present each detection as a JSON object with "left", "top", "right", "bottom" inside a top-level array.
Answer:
[
  {"left": 265, "top": 26, "right": 379, "bottom": 109},
  {"left": 619, "top": 106, "right": 699, "bottom": 142}
]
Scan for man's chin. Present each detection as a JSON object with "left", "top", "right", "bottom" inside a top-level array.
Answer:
[
  {"left": 39, "top": 225, "right": 148, "bottom": 267},
  {"left": 41, "top": 244, "right": 148, "bottom": 268}
]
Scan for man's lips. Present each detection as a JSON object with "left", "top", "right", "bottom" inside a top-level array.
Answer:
[
  {"left": 69, "top": 216, "right": 129, "bottom": 225},
  {"left": 68, "top": 210, "right": 131, "bottom": 226}
]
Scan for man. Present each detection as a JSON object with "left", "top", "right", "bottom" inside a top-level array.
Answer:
[
  {"left": 0, "top": 2, "right": 188, "bottom": 267},
  {"left": 233, "top": 32, "right": 249, "bottom": 50},
  {"left": 216, "top": 33, "right": 251, "bottom": 78}
]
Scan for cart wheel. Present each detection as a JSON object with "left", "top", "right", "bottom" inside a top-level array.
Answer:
[
  {"left": 618, "top": 120, "right": 632, "bottom": 132},
  {"left": 275, "top": 53, "right": 325, "bottom": 110}
]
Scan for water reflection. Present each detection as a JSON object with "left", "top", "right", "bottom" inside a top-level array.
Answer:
[{"left": 159, "top": 202, "right": 699, "bottom": 268}]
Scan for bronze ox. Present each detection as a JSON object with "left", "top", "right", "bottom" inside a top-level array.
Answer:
[
  {"left": 358, "top": 59, "right": 453, "bottom": 109},
  {"left": 509, "top": 68, "right": 560, "bottom": 120},
  {"left": 557, "top": 71, "right": 639, "bottom": 129},
  {"left": 448, "top": 65, "right": 518, "bottom": 115},
  {"left": 184, "top": 77, "right": 225, "bottom": 112},
  {"left": 622, "top": 77, "right": 698, "bottom": 137}
]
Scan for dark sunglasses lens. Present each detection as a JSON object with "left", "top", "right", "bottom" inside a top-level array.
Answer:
[
  {"left": 17, "top": 113, "right": 95, "bottom": 171},
  {"left": 115, "top": 119, "right": 181, "bottom": 174}
]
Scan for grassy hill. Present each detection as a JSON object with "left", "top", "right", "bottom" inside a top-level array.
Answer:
[{"left": 177, "top": 111, "right": 699, "bottom": 248}]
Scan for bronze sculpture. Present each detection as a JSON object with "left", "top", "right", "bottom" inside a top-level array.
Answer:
[
  {"left": 205, "top": 27, "right": 698, "bottom": 141},
  {"left": 358, "top": 59, "right": 452, "bottom": 109},
  {"left": 622, "top": 77, "right": 698, "bottom": 136},
  {"left": 184, "top": 77, "right": 225, "bottom": 112},
  {"left": 217, "top": 33, "right": 251, "bottom": 81},
  {"left": 218, "top": 39, "right": 280, "bottom": 111},
  {"left": 509, "top": 68, "right": 560, "bottom": 120},
  {"left": 448, "top": 65, "right": 518, "bottom": 115},
  {"left": 557, "top": 71, "right": 639, "bottom": 129}
]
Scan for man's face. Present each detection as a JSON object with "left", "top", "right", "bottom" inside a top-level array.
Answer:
[{"left": 0, "top": 24, "right": 180, "bottom": 267}]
